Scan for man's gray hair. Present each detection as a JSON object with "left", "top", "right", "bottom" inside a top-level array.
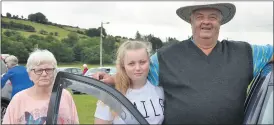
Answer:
[
  {"left": 26, "top": 49, "right": 57, "bottom": 72},
  {"left": 5, "top": 55, "right": 18, "bottom": 66}
]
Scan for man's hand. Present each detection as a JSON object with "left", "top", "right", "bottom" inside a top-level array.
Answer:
[{"left": 92, "top": 71, "right": 115, "bottom": 85}]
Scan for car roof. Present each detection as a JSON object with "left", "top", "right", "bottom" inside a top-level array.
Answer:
[{"left": 57, "top": 67, "right": 81, "bottom": 71}]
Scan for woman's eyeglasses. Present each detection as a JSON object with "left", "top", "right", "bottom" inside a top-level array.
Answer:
[{"left": 31, "top": 68, "right": 55, "bottom": 75}]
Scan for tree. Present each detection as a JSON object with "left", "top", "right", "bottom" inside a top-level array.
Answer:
[
  {"left": 85, "top": 28, "right": 100, "bottom": 37},
  {"left": 63, "top": 32, "right": 79, "bottom": 47},
  {"left": 6, "top": 12, "right": 11, "bottom": 18},
  {"left": 149, "top": 37, "right": 163, "bottom": 52},
  {"left": 28, "top": 12, "right": 48, "bottom": 24},
  {"left": 1, "top": 14, "right": 3, "bottom": 17},
  {"left": 135, "top": 31, "right": 142, "bottom": 40},
  {"left": 98, "top": 27, "right": 107, "bottom": 37},
  {"left": 163, "top": 37, "right": 180, "bottom": 47}
]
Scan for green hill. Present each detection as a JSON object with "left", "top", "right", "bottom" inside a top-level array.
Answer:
[{"left": 1, "top": 17, "right": 88, "bottom": 40}]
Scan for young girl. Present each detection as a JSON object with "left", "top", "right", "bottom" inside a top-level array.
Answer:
[{"left": 94, "top": 41, "right": 164, "bottom": 124}]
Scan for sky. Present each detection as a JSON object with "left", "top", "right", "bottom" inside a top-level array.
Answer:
[{"left": 1, "top": 1, "right": 273, "bottom": 45}]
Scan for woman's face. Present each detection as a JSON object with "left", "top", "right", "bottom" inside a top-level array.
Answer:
[
  {"left": 29, "top": 62, "right": 56, "bottom": 88},
  {"left": 123, "top": 48, "right": 150, "bottom": 82}
]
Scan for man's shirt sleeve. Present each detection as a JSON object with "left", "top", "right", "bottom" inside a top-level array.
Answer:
[
  {"left": 148, "top": 52, "right": 159, "bottom": 86},
  {"left": 251, "top": 44, "right": 273, "bottom": 77}
]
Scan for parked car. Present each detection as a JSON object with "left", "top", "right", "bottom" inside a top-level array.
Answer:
[
  {"left": 57, "top": 67, "right": 82, "bottom": 75},
  {"left": 84, "top": 67, "right": 117, "bottom": 78},
  {"left": 1, "top": 58, "right": 12, "bottom": 123},
  {"left": 57, "top": 67, "right": 83, "bottom": 94},
  {"left": 44, "top": 62, "right": 273, "bottom": 124}
]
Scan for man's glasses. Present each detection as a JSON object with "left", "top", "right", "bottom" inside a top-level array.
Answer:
[{"left": 31, "top": 68, "right": 55, "bottom": 75}]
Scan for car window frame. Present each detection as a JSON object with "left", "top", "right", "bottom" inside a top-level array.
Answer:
[
  {"left": 257, "top": 85, "right": 273, "bottom": 124},
  {"left": 243, "top": 62, "right": 273, "bottom": 124},
  {"left": 45, "top": 71, "right": 149, "bottom": 124}
]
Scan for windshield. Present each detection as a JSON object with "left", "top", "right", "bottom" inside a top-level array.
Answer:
[{"left": 85, "top": 68, "right": 100, "bottom": 76}]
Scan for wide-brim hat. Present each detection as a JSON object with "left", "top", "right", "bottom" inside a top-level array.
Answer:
[{"left": 176, "top": 3, "right": 236, "bottom": 25}]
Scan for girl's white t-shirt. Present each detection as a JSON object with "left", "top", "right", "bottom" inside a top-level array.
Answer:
[{"left": 94, "top": 80, "right": 165, "bottom": 124}]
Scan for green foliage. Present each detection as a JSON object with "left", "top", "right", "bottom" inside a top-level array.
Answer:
[
  {"left": 6, "top": 12, "right": 11, "bottom": 18},
  {"left": 135, "top": 31, "right": 142, "bottom": 40},
  {"left": 63, "top": 32, "right": 79, "bottom": 47},
  {"left": 28, "top": 12, "right": 48, "bottom": 24},
  {"left": 85, "top": 27, "right": 107, "bottom": 37},
  {"left": 2, "top": 20, "right": 36, "bottom": 32},
  {"left": 39, "top": 29, "right": 48, "bottom": 35}
]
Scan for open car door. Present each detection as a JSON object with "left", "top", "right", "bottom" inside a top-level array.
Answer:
[
  {"left": 244, "top": 62, "right": 273, "bottom": 124},
  {"left": 45, "top": 71, "right": 149, "bottom": 124}
]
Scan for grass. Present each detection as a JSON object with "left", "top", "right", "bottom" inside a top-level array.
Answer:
[
  {"left": 1, "top": 17, "right": 87, "bottom": 40},
  {"left": 72, "top": 94, "right": 98, "bottom": 124}
]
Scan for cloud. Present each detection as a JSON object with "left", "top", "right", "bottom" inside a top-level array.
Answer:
[{"left": 1, "top": 1, "right": 273, "bottom": 44}]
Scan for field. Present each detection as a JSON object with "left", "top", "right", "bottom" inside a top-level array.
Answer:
[
  {"left": 72, "top": 94, "right": 98, "bottom": 124},
  {"left": 1, "top": 17, "right": 87, "bottom": 40}
]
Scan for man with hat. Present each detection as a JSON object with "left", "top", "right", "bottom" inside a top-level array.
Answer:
[{"left": 93, "top": 2, "right": 273, "bottom": 124}]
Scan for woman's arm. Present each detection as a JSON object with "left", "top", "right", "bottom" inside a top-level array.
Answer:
[
  {"left": 94, "top": 118, "right": 112, "bottom": 124},
  {"left": 94, "top": 100, "right": 113, "bottom": 124}
]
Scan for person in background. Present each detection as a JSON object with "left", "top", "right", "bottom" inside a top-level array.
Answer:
[
  {"left": 2, "top": 49, "right": 79, "bottom": 124},
  {"left": 82, "top": 64, "right": 88, "bottom": 75},
  {"left": 94, "top": 41, "right": 164, "bottom": 124},
  {"left": 1, "top": 55, "right": 33, "bottom": 98}
]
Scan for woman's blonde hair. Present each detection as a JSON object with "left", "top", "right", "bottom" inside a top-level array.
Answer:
[{"left": 115, "top": 40, "right": 152, "bottom": 95}]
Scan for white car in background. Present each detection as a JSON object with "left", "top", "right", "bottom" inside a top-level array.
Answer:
[{"left": 84, "top": 66, "right": 117, "bottom": 78}]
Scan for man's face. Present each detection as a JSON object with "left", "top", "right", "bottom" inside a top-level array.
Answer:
[{"left": 190, "top": 8, "right": 222, "bottom": 40}]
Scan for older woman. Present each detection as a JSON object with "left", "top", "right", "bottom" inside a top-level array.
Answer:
[
  {"left": 2, "top": 49, "right": 79, "bottom": 124},
  {"left": 1, "top": 55, "right": 33, "bottom": 98}
]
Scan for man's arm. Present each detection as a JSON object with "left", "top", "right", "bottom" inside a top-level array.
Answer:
[
  {"left": 148, "top": 52, "right": 159, "bottom": 86},
  {"left": 251, "top": 44, "right": 273, "bottom": 77},
  {"left": 1, "top": 70, "right": 12, "bottom": 88}
]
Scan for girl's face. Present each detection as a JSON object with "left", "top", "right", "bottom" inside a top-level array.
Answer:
[{"left": 123, "top": 48, "right": 150, "bottom": 83}]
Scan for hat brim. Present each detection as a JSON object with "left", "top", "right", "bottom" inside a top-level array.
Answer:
[{"left": 176, "top": 3, "right": 236, "bottom": 25}]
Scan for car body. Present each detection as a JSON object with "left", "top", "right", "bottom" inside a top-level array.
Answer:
[
  {"left": 84, "top": 66, "right": 117, "bottom": 78},
  {"left": 44, "top": 62, "right": 273, "bottom": 124},
  {"left": 57, "top": 67, "right": 82, "bottom": 75},
  {"left": 57, "top": 67, "right": 83, "bottom": 94}
]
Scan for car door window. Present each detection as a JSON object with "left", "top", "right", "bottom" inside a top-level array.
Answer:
[
  {"left": 46, "top": 71, "right": 148, "bottom": 124},
  {"left": 71, "top": 68, "right": 77, "bottom": 74},
  {"left": 65, "top": 68, "right": 72, "bottom": 73},
  {"left": 77, "top": 69, "right": 82, "bottom": 74}
]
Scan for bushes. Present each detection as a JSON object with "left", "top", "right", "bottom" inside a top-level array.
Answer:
[
  {"left": 2, "top": 30, "right": 119, "bottom": 64},
  {"left": 39, "top": 29, "right": 48, "bottom": 35},
  {"left": 1, "top": 21, "right": 36, "bottom": 32}
]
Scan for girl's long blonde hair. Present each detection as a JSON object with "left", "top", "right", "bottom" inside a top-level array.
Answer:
[
  {"left": 115, "top": 40, "right": 151, "bottom": 95},
  {"left": 96, "top": 40, "right": 151, "bottom": 121}
]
